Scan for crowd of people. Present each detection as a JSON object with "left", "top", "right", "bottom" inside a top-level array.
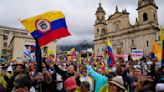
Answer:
[{"left": 0, "top": 56, "right": 164, "bottom": 92}]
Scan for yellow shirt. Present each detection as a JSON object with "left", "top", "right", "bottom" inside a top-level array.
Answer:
[{"left": 0, "top": 75, "right": 7, "bottom": 89}]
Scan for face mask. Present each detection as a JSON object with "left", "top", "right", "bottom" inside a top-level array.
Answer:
[
  {"left": 58, "top": 65, "right": 62, "bottom": 68},
  {"left": 32, "top": 71, "right": 34, "bottom": 76},
  {"left": 63, "top": 63, "right": 66, "bottom": 66},
  {"left": 112, "top": 67, "right": 116, "bottom": 72}
]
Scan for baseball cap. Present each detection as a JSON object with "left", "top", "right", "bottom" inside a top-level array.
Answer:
[{"left": 64, "top": 77, "right": 77, "bottom": 91}]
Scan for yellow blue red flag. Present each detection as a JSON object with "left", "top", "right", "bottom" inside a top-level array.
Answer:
[
  {"left": 160, "top": 27, "right": 164, "bottom": 66},
  {"left": 106, "top": 37, "right": 114, "bottom": 67},
  {"left": 152, "top": 41, "right": 161, "bottom": 62},
  {"left": 20, "top": 11, "right": 71, "bottom": 46},
  {"left": 67, "top": 48, "right": 75, "bottom": 61}
]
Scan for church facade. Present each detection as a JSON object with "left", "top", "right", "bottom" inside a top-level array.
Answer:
[{"left": 94, "top": 0, "right": 160, "bottom": 57}]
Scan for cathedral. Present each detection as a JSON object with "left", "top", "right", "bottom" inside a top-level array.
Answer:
[{"left": 94, "top": 0, "right": 160, "bottom": 57}]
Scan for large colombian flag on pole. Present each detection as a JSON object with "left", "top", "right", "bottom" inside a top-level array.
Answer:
[
  {"left": 20, "top": 11, "right": 71, "bottom": 46},
  {"left": 160, "top": 27, "right": 164, "bottom": 66},
  {"left": 106, "top": 37, "right": 115, "bottom": 67}
]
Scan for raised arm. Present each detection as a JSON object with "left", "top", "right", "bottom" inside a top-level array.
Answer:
[
  {"left": 54, "top": 64, "right": 67, "bottom": 80},
  {"left": 86, "top": 64, "right": 107, "bottom": 81}
]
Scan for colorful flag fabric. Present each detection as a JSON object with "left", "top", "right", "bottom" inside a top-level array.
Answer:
[
  {"left": 78, "top": 54, "right": 82, "bottom": 64},
  {"left": 46, "top": 49, "right": 55, "bottom": 61},
  {"left": 106, "top": 38, "right": 115, "bottom": 67},
  {"left": 160, "top": 26, "right": 164, "bottom": 46},
  {"left": 161, "top": 40, "right": 164, "bottom": 66},
  {"left": 152, "top": 41, "right": 161, "bottom": 62},
  {"left": 67, "top": 48, "right": 75, "bottom": 61},
  {"left": 20, "top": 11, "right": 71, "bottom": 46},
  {"left": 31, "top": 45, "right": 36, "bottom": 52},
  {"left": 23, "top": 47, "right": 33, "bottom": 61},
  {"left": 160, "top": 27, "right": 164, "bottom": 66},
  {"left": 47, "top": 49, "right": 54, "bottom": 56}
]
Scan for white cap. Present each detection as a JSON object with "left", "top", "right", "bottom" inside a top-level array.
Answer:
[{"left": 7, "top": 66, "right": 13, "bottom": 72}]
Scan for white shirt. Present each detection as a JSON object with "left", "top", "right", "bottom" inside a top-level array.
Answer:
[{"left": 80, "top": 75, "right": 94, "bottom": 92}]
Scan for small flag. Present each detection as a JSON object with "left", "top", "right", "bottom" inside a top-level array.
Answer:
[
  {"left": 106, "top": 38, "right": 115, "bottom": 67},
  {"left": 23, "top": 46, "right": 33, "bottom": 61},
  {"left": 78, "top": 54, "right": 82, "bottom": 64},
  {"left": 46, "top": 49, "right": 55, "bottom": 62},
  {"left": 67, "top": 48, "right": 75, "bottom": 61},
  {"left": 152, "top": 41, "right": 161, "bottom": 62},
  {"left": 20, "top": 11, "right": 71, "bottom": 46}
]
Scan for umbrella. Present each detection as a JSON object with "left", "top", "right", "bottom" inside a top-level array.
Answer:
[{"left": 0, "top": 58, "right": 6, "bottom": 62}]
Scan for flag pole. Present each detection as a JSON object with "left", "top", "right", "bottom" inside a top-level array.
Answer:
[{"left": 35, "top": 38, "right": 43, "bottom": 72}]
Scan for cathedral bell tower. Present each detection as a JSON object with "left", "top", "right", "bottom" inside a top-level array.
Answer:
[
  {"left": 94, "top": 2, "right": 107, "bottom": 38},
  {"left": 94, "top": 2, "right": 107, "bottom": 56},
  {"left": 137, "top": 0, "right": 158, "bottom": 25}
]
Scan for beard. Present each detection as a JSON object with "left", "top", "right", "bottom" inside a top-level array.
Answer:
[{"left": 68, "top": 72, "right": 74, "bottom": 77}]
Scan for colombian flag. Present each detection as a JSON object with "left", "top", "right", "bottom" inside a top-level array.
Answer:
[
  {"left": 152, "top": 41, "right": 161, "bottom": 62},
  {"left": 160, "top": 27, "right": 164, "bottom": 66},
  {"left": 20, "top": 11, "right": 71, "bottom": 46},
  {"left": 67, "top": 48, "right": 75, "bottom": 61},
  {"left": 107, "top": 38, "right": 115, "bottom": 67}
]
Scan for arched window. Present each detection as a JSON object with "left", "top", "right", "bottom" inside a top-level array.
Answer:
[
  {"left": 97, "top": 16, "right": 100, "bottom": 20},
  {"left": 113, "top": 20, "right": 121, "bottom": 31},
  {"left": 97, "top": 29, "right": 99, "bottom": 35},
  {"left": 102, "top": 29, "right": 106, "bottom": 34},
  {"left": 154, "top": 13, "right": 156, "bottom": 20},
  {"left": 102, "top": 16, "right": 104, "bottom": 20},
  {"left": 147, "top": 40, "right": 149, "bottom": 47},
  {"left": 143, "top": 13, "right": 148, "bottom": 21},
  {"left": 113, "top": 24, "right": 119, "bottom": 31},
  {"left": 132, "top": 40, "right": 134, "bottom": 45}
]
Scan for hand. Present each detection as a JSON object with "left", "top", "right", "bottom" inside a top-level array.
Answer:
[
  {"left": 146, "top": 76, "right": 154, "bottom": 82},
  {"left": 52, "top": 61, "right": 56, "bottom": 65},
  {"left": 138, "top": 76, "right": 147, "bottom": 82},
  {"left": 42, "top": 63, "right": 46, "bottom": 68}
]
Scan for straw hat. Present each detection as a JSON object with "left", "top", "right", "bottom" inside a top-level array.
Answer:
[
  {"left": 109, "top": 76, "right": 125, "bottom": 90},
  {"left": 11, "top": 58, "right": 16, "bottom": 62}
]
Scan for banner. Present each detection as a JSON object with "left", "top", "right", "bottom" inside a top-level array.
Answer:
[{"left": 131, "top": 49, "right": 144, "bottom": 60}]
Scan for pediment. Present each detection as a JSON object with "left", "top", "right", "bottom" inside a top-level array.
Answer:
[
  {"left": 108, "top": 12, "right": 129, "bottom": 20},
  {"left": 110, "top": 12, "right": 123, "bottom": 19}
]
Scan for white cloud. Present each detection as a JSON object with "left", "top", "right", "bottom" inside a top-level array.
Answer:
[{"left": 0, "top": 0, "right": 163, "bottom": 45}]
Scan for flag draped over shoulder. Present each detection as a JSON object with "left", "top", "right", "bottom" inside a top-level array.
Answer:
[
  {"left": 106, "top": 38, "right": 115, "bottom": 67},
  {"left": 152, "top": 41, "right": 161, "bottom": 62},
  {"left": 20, "top": 11, "right": 71, "bottom": 46}
]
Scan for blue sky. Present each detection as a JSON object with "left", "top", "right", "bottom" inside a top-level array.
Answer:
[{"left": 0, "top": 0, "right": 163, "bottom": 45}]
